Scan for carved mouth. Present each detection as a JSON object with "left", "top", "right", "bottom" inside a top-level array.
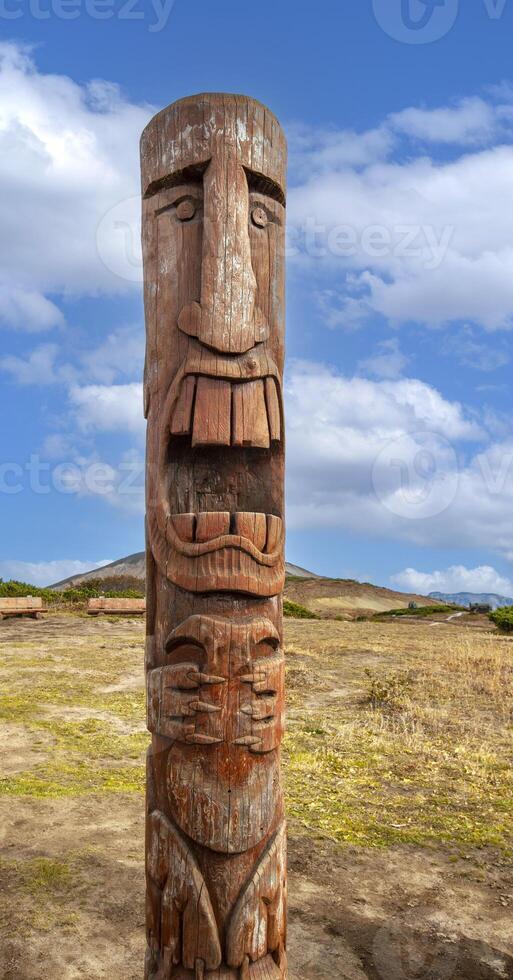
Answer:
[
  {"left": 170, "top": 374, "right": 281, "bottom": 448},
  {"left": 156, "top": 358, "right": 284, "bottom": 563},
  {"left": 148, "top": 351, "right": 285, "bottom": 593},
  {"left": 170, "top": 511, "right": 282, "bottom": 557}
]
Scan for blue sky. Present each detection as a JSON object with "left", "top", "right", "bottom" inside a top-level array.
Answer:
[{"left": 1, "top": 0, "right": 513, "bottom": 595}]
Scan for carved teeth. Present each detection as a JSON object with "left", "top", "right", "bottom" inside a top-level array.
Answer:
[
  {"left": 232, "top": 380, "right": 270, "bottom": 448},
  {"left": 266, "top": 515, "right": 282, "bottom": 553},
  {"left": 264, "top": 376, "right": 281, "bottom": 442},
  {"left": 171, "top": 513, "right": 195, "bottom": 542},
  {"left": 170, "top": 375, "right": 281, "bottom": 448},
  {"left": 195, "top": 511, "right": 230, "bottom": 542},
  {"left": 170, "top": 375, "right": 196, "bottom": 436},
  {"left": 233, "top": 512, "right": 267, "bottom": 551},
  {"left": 193, "top": 377, "right": 231, "bottom": 447},
  {"left": 171, "top": 511, "right": 282, "bottom": 552}
]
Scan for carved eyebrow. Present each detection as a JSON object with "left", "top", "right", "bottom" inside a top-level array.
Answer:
[
  {"left": 144, "top": 159, "right": 285, "bottom": 207},
  {"left": 144, "top": 160, "right": 210, "bottom": 199},
  {"left": 244, "top": 167, "right": 286, "bottom": 207}
]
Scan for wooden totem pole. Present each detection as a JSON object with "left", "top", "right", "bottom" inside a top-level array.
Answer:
[{"left": 141, "top": 94, "right": 287, "bottom": 979}]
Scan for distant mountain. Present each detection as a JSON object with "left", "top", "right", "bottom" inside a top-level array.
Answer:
[
  {"left": 50, "top": 554, "right": 318, "bottom": 589},
  {"left": 284, "top": 562, "right": 320, "bottom": 579},
  {"left": 51, "top": 552, "right": 146, "bottom": 589},
  {"left": 429, "top": 591, "right": 513, "bottom": 610}
]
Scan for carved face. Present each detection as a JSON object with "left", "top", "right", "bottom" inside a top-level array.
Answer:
[
  {"left": 147, "top": 615, "right": 285, "bottom": 853},
  {"left": 142, "top": 95, "right": 287, "bottom": 596}
]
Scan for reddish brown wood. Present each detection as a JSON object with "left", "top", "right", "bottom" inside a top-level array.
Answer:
[
  {"left": 0, "top": 597, "right": 46, "bottom": 620},
  {"left": 192, "top": 377, "right": 232, "bottom": 447},
  {"left": 87, "top": 598, "right": 146, "bottom": 616},
  {"left": 141, "top": 93, "right": 287, "bottom": 979},
  {"left": 232, "top": 379, "right": 271, "bottom": 449}
]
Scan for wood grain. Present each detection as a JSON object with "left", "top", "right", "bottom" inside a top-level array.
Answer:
[
  {"left": 142, "top": 93, "right": 287, "bottom": 979},
  {"left": 0, "top": 597, "right": 45, "bottom": 620},
  {"left": 232, "top": 380, "right": 271, "bottom": 449}
]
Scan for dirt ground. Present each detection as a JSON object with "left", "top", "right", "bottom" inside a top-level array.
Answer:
[{"left": 0, "top": 613, "right": 512, "bottom": 980}]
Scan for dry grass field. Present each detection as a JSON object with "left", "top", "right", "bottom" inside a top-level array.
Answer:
[
  {"left": 0, "top": 612, "right": 512, "bottom": 979},
  {"left": 284, "top": 576, "right": 436, "bottom": 619}
]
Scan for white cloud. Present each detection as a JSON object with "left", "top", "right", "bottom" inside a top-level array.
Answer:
[
  {"left": 0, "top": 286, "right": 64, "bottom": 331},
  {"left": 6, "top": 44, "right": 513, "bottom": 342},
  {"left": 392, "top": 565, "right": 513, "bottom": 597},
  {"left": 0, "top": 343, "right": 76, "bottom": 385},
  {"left": 288, "top": 122, "right": 393, "bottom": 177},
  {"left": 0, "top": 558, "right": 112, "bottom": 587},
  {"left": 1, "top": 323, "right": 144, "bottom": 389},
  {"left": 389, "top": 97, "right": 499, "bottom": 145},
  {"left": 40, "top": 433, "right": 74, "bottom": 459},
  {"left": 285, "top": 361, "right": 513, "bottom": 560},
  {"left": 288, "top": 94, "right": 513, "bottom": 331},
  {"left": 0, "top": 42, "right": 151, "bottom": 330},
  {"left": 358, "top": 337, "right": 409, "bottom": 379},
  {"left": 286, "top": 360, "right": 481, "bottom": 446},
  {"left": 66, "top": 447, "right": 145, "bottom": 514},
  {"left": 80, "top": 323, "right": 144, "bottom": 383},
  {"left": 440, "top": 326, "right": 510, "bottom": 372},
  {"left": 69, "top": 382, "right": 145, "bottom": 436}
]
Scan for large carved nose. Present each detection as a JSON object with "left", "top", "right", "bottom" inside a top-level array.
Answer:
[{"left": 178, "top": 157, "right": 268, "bottom": 354}]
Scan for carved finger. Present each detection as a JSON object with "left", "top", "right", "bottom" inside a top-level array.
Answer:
[
  {"left": 193, "top": 671, "right": 225, "bottom": 685},
  {"left": 187, "top": 700, "right": 221, "bottom": 714},
  {"left": 239, "top": 671, "right": 266, "bottom": 685},
  {"left": 240, "top": 698, "right": 276, "bottom": 721},
  {"left": 233, "top": 735, "right": 261, "bottom": 748},
  {"left": 162, "top": 662, "right": 203, "bottom": 690},
  {"left": 185, "top": 733, "right": 223, "bottom": 745}
]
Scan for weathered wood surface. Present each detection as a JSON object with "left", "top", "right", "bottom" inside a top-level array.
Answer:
[
  {"left": 0, "top": 597, "right": 45, "bottom": 620},
  {"left": 87, "top": 598, "right": 146, "bottom": 616},
  {"left": 141, "top": 93, "right": 287, "bottom": 978}
]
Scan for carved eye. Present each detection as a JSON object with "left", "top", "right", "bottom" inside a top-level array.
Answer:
[
  {"left": 176, "top": 199, "right": 196, "bottom": 222},
  {"left": 251, "top": 206, "right": 268, "bottom": 229}
]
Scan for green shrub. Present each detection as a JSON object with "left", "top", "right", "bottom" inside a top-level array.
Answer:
[
  {"left": 489, "top": 606, "right": 513, "bottom": 633},
  {"left": 0, "top": 580, "right": 59, "bottom": 603},
  {"left": 65, "top": 575, "right": 143, "bottom": 595},
  {"left": 374, "top": 604, "right": 462, "bottom": 620},
  {"left": 283, "top": 599, "right": 318, "bottom": 619},
  {"left": 0, "top": 577, "right": 145, "bottom": 606}
]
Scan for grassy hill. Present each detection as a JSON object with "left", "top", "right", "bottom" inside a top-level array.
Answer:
[
  {"left": 48, "top": 554, "right": 437, "bottom": 620},
  {"left": 284, "top": 575, "right": 438, "bottom": 620}
]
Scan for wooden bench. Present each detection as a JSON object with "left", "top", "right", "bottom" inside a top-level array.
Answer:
[
  {"left": 0, "top": 597, "right": 45, "bottom": 620},
  {"left": 87, "top": 598, "right": 146, "bottom": 616}
]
